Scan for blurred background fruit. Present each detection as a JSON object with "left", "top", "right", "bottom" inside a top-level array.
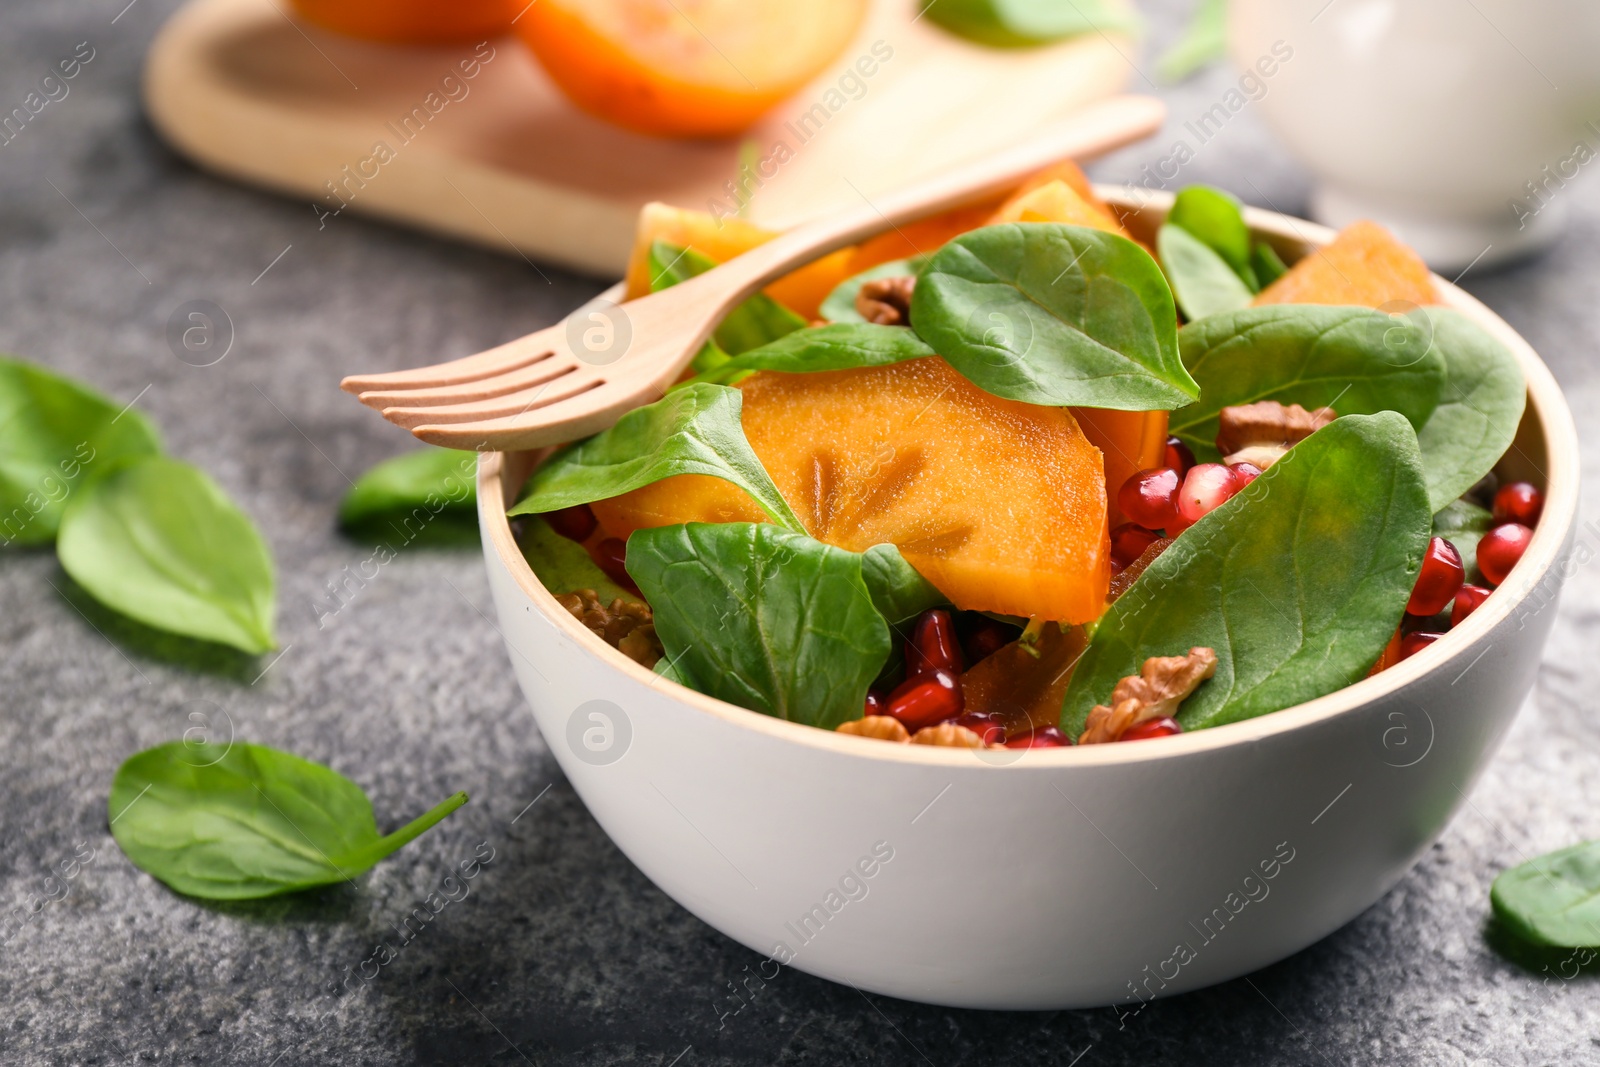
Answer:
[
  {"left": 514, "top": 0, "right": 870, "bottom": 137},
  {"left": 286, "top": 0, "right": 517, "bottom": 43}
]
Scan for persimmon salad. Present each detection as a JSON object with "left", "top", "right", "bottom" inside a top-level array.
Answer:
[{"left": 508, "top": 164, "right": 1537, "bottom": 749}]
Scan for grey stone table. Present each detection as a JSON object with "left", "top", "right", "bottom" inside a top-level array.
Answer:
[{"left": 3, "top": 1, "right": 1599, "bottom": 1063}]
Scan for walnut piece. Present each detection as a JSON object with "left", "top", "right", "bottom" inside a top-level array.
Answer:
[
  {"left": 1078, "top": 647, "right": 1218, "bottom": 744},
  {"left": 837, "top": 716, "right": 911, "bottom": 742},
  {"left": 855, "top": 275, "right": 916, "bottom": 325},
  {"left": 910, "top": 723, "right": 987, "bottom": 748},
  {"left": 1215, "top": 400, "right": 1335, "bottom": 468},
  {"left": 555, "top": 589, "right": 663, "bottom": 668}
]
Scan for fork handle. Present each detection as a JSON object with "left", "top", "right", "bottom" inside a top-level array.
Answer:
[{"left": 677, "top": 94, "right": 1165, "bottom": 319}]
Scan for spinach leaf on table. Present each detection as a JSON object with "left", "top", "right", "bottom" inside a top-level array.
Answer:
[
  {"left": 109, "top": 741, "right": 466, "bottom": 900},
  {"left": 627, "top": 523, "right": 893, "bottom": 730},
  {"left": 910, "top": 223, "right": 1199, "bottom": 410},
  {"left": 1492, "top": 840, "right": 1600, "bottom": 948},
  {"left": 1158, "top": 224, "right": 1254, "bottom": 322},
  {"left": 507, "top": 384, "right": 805, "bottom": 534},
  {"left": 820, "top": 257, "right": 926, "bottom": 324},
  {"left": 679, "top": 323, "right": 935, "bottom": 387},
  {"left": 1413, "top": 308, "right": 1526, "bottom": 512},
  {"left": 57, "top": 455, "right": 277, "bottom": 654},
  {"left": 339, "top": 446, "right": 476, "bottom": 533},
  {"left": 1168, "top": 305, "right": 1447, "bottom": 461},
  {"left": 1432, "top": 497, "right": 1493, "bottom": 584},
  {"left": 0, "top": 355, "right": 161, "bottom": 546},
  {"left": 648, "top": 241, "right": 807, "bottom": 355},
  {"left": 924, "top": 0, "right": 1141, "bottom": 47},
  {"left": 1061, "top": 413, "right": 1431, "bottom": 735},
  {"left": 1156, "top": 0, "right": 1227, "bottom": 80}
]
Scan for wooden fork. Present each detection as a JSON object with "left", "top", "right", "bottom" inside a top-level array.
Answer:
[{"left": 341, "top": 94, "right": 1165, "bottom": 451}]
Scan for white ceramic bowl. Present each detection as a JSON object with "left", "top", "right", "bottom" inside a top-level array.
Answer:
[
  {"left": 1229, "top": 0, "right": 1600, "bottom": 270},
  {"left": 476, "top": 191, "right": 1578, "bottom": 1010}
]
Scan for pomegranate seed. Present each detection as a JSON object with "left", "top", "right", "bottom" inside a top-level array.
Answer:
[
  {"left": 1228, "top": 461, "right": 1264, "bottom": 490},
  {"left": 1450, "top": 584, "right": 1493, "bottom": 627},
  {"left": 593, "top": 537, "right": 638, "bottom": 592},
  {"left": 546, "top": 503, "right": 598, "bottom": 542},
  {"left": 1119, "top": 716, "right": 1182, "bottom": 741},
  {"left": 957, "top": 614, "right": 1015, "bottom": 665},
  {"left": 1406, "top": 536, "right": 1465, "bottom": 616},
  {"left": 1492, "top": 482, "right": 1543, "bottom": 526},
  {"left": 1477, "top": 523, "right": 1533, "bottom": 585},
  {"left": 1399, "top": 631, "right": 1443, "bottom": 660},
  {"left": 1177, "top": 463, "right": 1239, "bottom": 526},
  {"left": 953, "top": 712, "right": 1006, "bottom": 745},
  {"left": 907, "top": 609, "right": 963, "bottom": 675},
  {"left": 1164, "top": 436, "right": 1196, "bottom": 476},
  {"left": 886, "top": 668, "right": 963, "bottom": 732},
  {"left": 1004, "top": 725, "right": 1070, "bottom": 749},
  {"left": 1117, "top": 467, "right": 1182, "bottom": 531},
  {"left": 1110, "top": 523, "right": 1160, "bottom": 568},
  {"left": 864, "top": 689, "right": 888, "bottom": 716}
]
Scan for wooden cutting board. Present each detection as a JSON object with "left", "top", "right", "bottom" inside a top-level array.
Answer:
[{"left": 143, "top": 0, "right": 1137, "bottom": 276}]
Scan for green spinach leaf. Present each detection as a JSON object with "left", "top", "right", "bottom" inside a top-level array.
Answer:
[
  {"left": 1433, "top": 497, "right": 1493, "bottom": 584},
  {"left": 1159, "top": 224, "right": 1254, "bottom": 322},
  {"left": 648, "top": 241, "right": 807, "bottom": 355},
  {"left": 1168, "top": 306, "right": 1447, "bottom": 461},
  {"left": 109, "top": 741, "right": 466, "bottom": 900},
  {"left": 0, "top": 356, "right": 161, "bottom": 547},
  {"left": 627, "top": 523, "right": 890, "bottom": 729},
  {"left": 1252, "top": 242, "right": 1289, "bottom": 287},
  {"left": 507, "top": 384, "right": 804, "bottom": 533},
  {"left": 1156, "top": 0, "right": 1227, "bottom": 80},
  {"left": 339, "top": 447, "right": 476, "bottom": 530},
  {"left": 925, "top": 0, "right": 1141, "bottom": 47},
  {"left": 1166, "top": 185, "right": 1255, "bottom": 285},
  {"left": 682, "top": 323, "right": 935, "bottom": 387},
  {"left": 1414, "top": 308, "right": 1526, "bottom": 512},
  {"left": 1492, "top": 840, "right": 1600, "bottom": 948},
  {"left": 58, "top": 456, "right": 277, "bottom": 653},
  {"left": 860, "top": 542, "right": 948, "bottom": 625},
  {"left": 909, "top": 222, "right": 1198, "bottom": 410},
  {"left": 820, "top": 257, "right": 926, "bottom": 324},
  {"left": 1061, "top": 413, "right": 1431, "bottom": 735},
  {"left": 517, "top": 515, "right": 634, "bottom": 601}
]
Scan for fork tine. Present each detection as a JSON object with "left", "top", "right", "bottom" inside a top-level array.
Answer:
[
  {"left": 338, "top": 326, "right": 561, "bottom": 395},
  {"left": 379, "top": 370, "right": 601, "bottom": 430},
  {"left": 355, "top": 351, "right": 581, "bottom": 410},
  {"left": 409, "top": 392, "right": 629, "bottom": 450}
]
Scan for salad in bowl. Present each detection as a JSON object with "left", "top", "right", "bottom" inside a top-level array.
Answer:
[
  {"left": 506, "top": 163, "right": 1541, "bottom": 752},
  {"left": 473, "top": 164, "right": 1574, "bottom": 1008}
]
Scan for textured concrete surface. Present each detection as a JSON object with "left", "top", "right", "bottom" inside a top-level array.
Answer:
[{"left": 3, "top": 1, "right": 1600, "bottom": 1064}]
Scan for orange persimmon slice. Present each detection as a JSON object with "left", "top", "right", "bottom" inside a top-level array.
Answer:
[
  {"left": 1254, "top": 220, "right": 1440, "bottom": 308},
  {"left": 989, "top": 178, "right": 1129, "bottom": 236},
  {"left": 590, "top": 359, "right": 1111, "bottom": 621},
  {"left": 516, "top": 0, "right": 869, "bottom": 138},
  {"left": 623, "top": 203, "right": 852, "bottom": 320}
]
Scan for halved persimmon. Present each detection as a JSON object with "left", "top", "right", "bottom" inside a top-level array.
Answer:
[
  {"left": 590, "top": 359, "right": 1111, "bottom": 621},
  {"left": 287, "top": 0, "right": 515, "bottom": 43},
  {"left": 516, "top": 0, "right": 869, "bottom": 138},
  {"left": 624, "top": 202, "right": 852, "bottom": 319}
]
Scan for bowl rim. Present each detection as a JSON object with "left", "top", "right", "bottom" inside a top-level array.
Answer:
[{"left": 477, "top": 185, "right": 1580, "bottom": 767}]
